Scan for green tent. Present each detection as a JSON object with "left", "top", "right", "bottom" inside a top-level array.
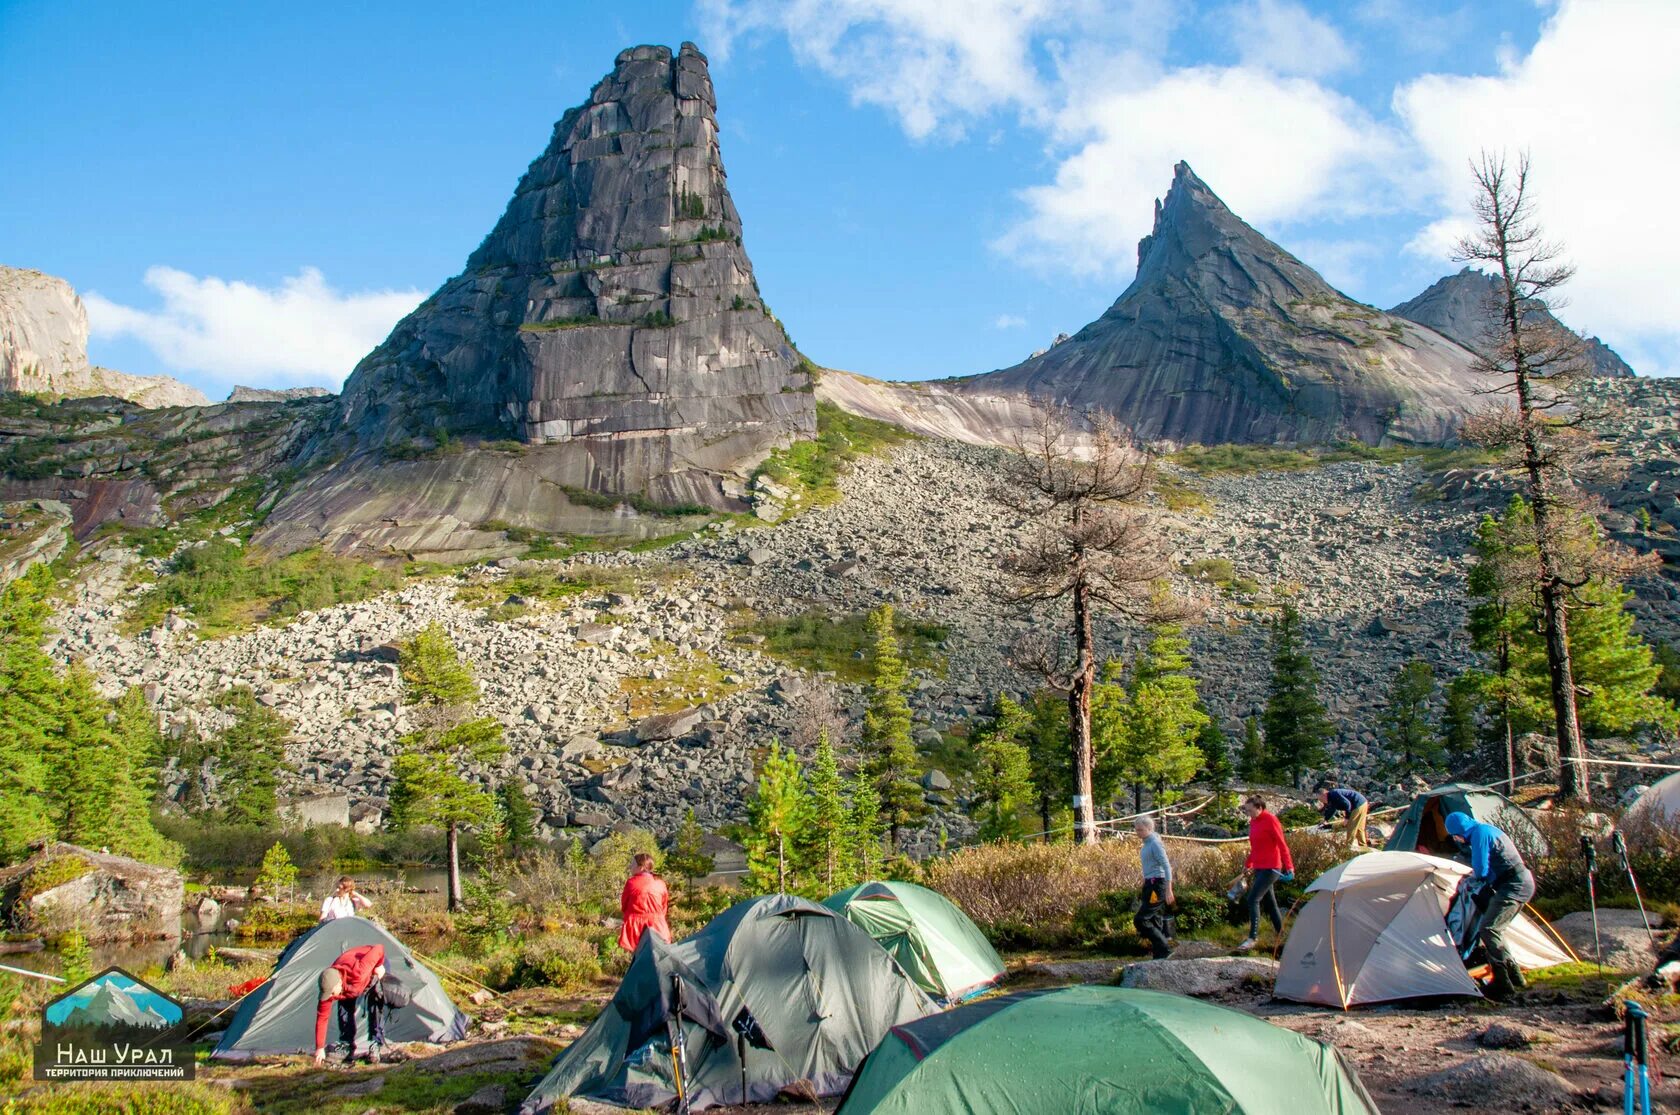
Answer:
[
  {"left": 521, "top": 894, "right": 934, "bottom": 1113},
  {"left": 822, "top": 881, "right": 1004, "bottom": 1003},
  {"left": 1384, "top": 782, "right": 1548, "bottom": 858},
  {"left": 836, "top": 985, "right": 1380, "bottom": 1115},
  {"left": 211, "top": 916, "right": 469, "bottom": 1060}
]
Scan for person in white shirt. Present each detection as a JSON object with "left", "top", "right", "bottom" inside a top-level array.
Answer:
[{"left": 319, "top": 875, "right": 373, "bottom": 922}]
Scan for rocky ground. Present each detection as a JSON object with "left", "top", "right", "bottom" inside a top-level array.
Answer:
[{"left": 31, "top": 377, "right": 1680, "bottom": 845}]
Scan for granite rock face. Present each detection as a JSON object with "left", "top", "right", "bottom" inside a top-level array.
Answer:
[
  {"left": 263, "top": 43, "right": 813, "bottom": 558},
  {"left": 226, "top": 384, "right": 333, "bottom": 402},
  {"left": 0, "top": 842, "right": 183, "bottom": 942},
  {"left": 960, "top": 163, "right": 1482, "bottom": 445},
  {"left": 0, "top": 266, "right": 209, "bottom": 408},
  {"left": 1389, "top": 266, "right": 1636, "bottom": 378}
]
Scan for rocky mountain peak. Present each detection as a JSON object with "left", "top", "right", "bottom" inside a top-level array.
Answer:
[
  {"left": 958, "top": 163, "right": 1481, "bottom": 445},
  {"left": 1389, "top": 267, "right": 1635, "bottom": 378},
  {"left": 263, "top": 43, "right": 814, "bottom": 558}
]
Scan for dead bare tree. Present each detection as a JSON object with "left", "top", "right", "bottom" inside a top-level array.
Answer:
[
  {"left": 994, "top": 404, "right": 1196, "bottom": 843},
  {"left": 1454, "top": 151, "right": 1647, "bottom": 802}
]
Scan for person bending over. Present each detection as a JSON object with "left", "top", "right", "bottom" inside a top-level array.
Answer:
[
  {"left": 1445, "top": 811, "right": 1535, "bottom": 1000},
  {"left": 1316, "top": 784, "right": 1370, "bottom": 848},
  {"left": 314, "top": 944, "right": 387, "bottom": 1064}
]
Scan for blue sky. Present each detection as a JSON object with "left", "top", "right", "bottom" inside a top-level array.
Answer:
[{"left": 2, "top": 0, "right": 1673, "bottom": 396}]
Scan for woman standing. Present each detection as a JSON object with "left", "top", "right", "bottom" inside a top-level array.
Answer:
[
  {"left": 1233, "top": 795, "right": 1293, "bottom": 951},
  {"left": 320, "top": 875, "right": 373, "bottom": 922}
]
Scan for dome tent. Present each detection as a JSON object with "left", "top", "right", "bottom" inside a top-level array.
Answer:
[
  {"left": 521, "top": 894, "right": 934, "bottom": 1113},
  {"left": 835, "top": 985, "right": 1380, "bottom": 1115},
  {"left": 1384, "top": 782, "right": 1547, "bottom": 857},
  {"left": 211, "top": 916, "right": 469, "bottom": 1060},
  {"left": 1276, "top": 851, "right": 1574, "bottom": 1009},
  {"left": 821, "top": 881, "right": 1004, "bottom": 1003},
  {"left": 1628, "top": 771, "right": 1680, "bottom": 829}
]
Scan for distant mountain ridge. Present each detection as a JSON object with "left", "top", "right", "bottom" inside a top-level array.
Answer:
[
  {"left": 1388, "top": 267, "right": 1635, "bottom": 378},
  {"left": 955, "top": 162, "right": 1483, "bottom": 445}
]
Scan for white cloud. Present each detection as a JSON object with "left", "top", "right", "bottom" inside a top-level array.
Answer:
[
  {"left": 1222, "top": 0, "right": 1356, "bottom": 78},
  {"left": 994, "top": 313, "right": 1028, "bottom": 329},
  {"left": 1394, "top": 0, "right": 1680, "bottom": 374},
  {"left": 86, "top": 266, "right": 425, "bottom": 388},
  {"left": 999, "top": 67, "right": 1400, "bottom": 276}
]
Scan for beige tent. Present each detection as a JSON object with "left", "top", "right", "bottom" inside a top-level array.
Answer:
[
  {"left": 1628, "top": 772, "right": 1680, "bottom": 830},
  {"left": 1276, "top": 851, "right": 1575, "bottom": 1009}
]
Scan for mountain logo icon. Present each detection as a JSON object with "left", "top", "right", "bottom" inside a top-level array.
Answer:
[{"left": 44, "top": 967, "right": 183, "bottom": 1030}]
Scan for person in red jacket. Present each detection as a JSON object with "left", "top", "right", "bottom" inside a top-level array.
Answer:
[
  {"left": 1232, "top": 795, "right": 1295, "bottom": 952},
  {"left": 618, "top": 853, "right": 671, "bottom": 953},
  {"left": 313, "top": 944, "right": 387, "bottom": 1064}
]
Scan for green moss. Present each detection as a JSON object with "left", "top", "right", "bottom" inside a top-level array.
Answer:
[
  {"left": 18, "top": 854, "right": 93, "bottom": 899},
  {"left": 752, "top": 402, "right": 913, "bottom": 519},
  {"left": 1169, "top": 441, "right": 1494, "bottom": 476},
  {"left": 519, "top": 315, "right": 605, "bottom": 332},
  {"left": 746, "top": 607, "right": 947, "bottom": 683}
]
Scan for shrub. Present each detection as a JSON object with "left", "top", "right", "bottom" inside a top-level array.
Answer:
[
  {"left": 18, "top": 855, "right": 92, "bottom": 900},
  {"left": 748, "top": 608, "right": 947, "bottom": 684}
]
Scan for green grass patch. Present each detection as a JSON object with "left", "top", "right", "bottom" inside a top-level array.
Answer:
[
  {"left": 620, "top": 643, "right": 742, "bottom": 718},
  {"left": 753, "top": 401, "right": 913, "bottom": 517},
  {"left": 1170, "top": 441, "right": 1501, "bottom": 476},
  {"left": 518, "top": 315, "right": 604, "bottom": 331},
  {"left": 121, "top": 539, "right": 402, "bottom": 637},
  {"left": 1154, "top": 472, "right": 1211, "bottom": 513},
  {"left": 746, "top": 607, "right": 947, "bottom": 683}
]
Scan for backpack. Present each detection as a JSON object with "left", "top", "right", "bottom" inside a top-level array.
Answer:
[{"left": 376, "top": 973, "right": 415, "bottom": 1009}]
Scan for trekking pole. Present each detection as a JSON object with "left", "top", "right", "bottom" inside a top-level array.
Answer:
[
  {"left": 667, "top": 974, "right": 691, "bottom": 1115},
  {"left": 1612, "top": 831, "right": 1659, "bottom": 949},
  {"left": 1623, "top": 1000, "right": 1652, "bottom": 1115},
  {"left": 0, "top": 963, "right": 64, "bottom": 984},
  {"left": 1582, "top": 834, "right": 1604, "bottom": 976}
]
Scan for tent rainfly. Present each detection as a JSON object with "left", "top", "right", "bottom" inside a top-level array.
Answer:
[
  {"left": 1276, "top": 851, "right": 1575, "bottom": 1009},
  {"left": 1627, "top": 772, "right": 1680, "bottom": 830},
  {"left": 521, "top": 894, "right": 935, "bottom": 1113},
  {"left": 835, "top": 985, "right": 1382, "bottom": 1115},
  {"left": 821, "top": 881, "right": 1004, "bottom": 1003},
  {"left": 211, "top": 916, "right": 469, "bottom": 1060},
  {"left": 1384, "top": 782, "right": 1548, "bottom": 857}
]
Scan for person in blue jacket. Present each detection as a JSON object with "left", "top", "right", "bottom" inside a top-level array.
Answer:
[{"left": 1445, "top": 810, "right": 1536, "bottom": 999}]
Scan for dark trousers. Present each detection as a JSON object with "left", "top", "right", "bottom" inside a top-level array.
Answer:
[
  {"left": 336, "top": 991, "right": 386, "bottom": 1049},
  {"left": 1135, "top": 878, "right": 1173, "bottom": 959},
  {"left": 1478, "top": 869, "right": 1537, "bottom": 968},
  {"left": 1247, "top": 869, "right": 1283, "bottom": 938}
]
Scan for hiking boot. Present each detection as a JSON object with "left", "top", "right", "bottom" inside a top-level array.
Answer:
[
  {"left": 325, "top": 1043, "right": 352, "bottom": 1064},
  {"left": 1236, "top": 937, "right": 1258, "bottom": 951},
  {"left": 1485, "top": 963, "right": 1515, "bottom": 1001},
  {"left": 1503, "top": 959, "right": 1528, "bottom": 993},
  {"left": 362, "top": 1043, "right": 382, "bottom": 1065}
]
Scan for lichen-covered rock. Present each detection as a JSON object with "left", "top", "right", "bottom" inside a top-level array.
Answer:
[
  {"left": 261, "top": 43, "right": 813, "bottom": 558},
  {"left": 1391, "top": 267, "right": 1635, "bottom": 378},
  {"left": 1, "top": 266, "right": 209, "bottom": 408},
  {"left": 962, "top": 162, "right": 1482, "bottom": 445},
  {"left": 1407, "top": 1052, "right": 1576, "bottom": 1109},
  {"left": 0, "top": 842, "right": 183, "bottom": 942},
  {"left": 1118, "top": 955, "right": 1278, "bottom": 996},
  {"left": 0, "top": 499, "right": 71, "bottom": 587}
]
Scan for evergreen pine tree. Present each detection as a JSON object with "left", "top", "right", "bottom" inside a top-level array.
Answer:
[
  {"left": 971, "top": 694, "right": 1035, "bottom": 842},
  {"left": 1023, "top": 689, "right": 1071, "bottom": 840},
  {"left": 0, "top": 567, "right": 55, "bottom": 857},
  {"left": 1262, "top": 605, "right": 1334, "bottom": 786},
  {"left": 1379, "top": 660, "right": 1446, "bottom": 778},
  {"left": 1196, "top": 718, "right": 1232, "bottom": 792},
  {"left": 861, "top": 605, "right": 926, "bottom": 848},
  {"left": 1238, "top": 716, "right": 1267, "bottom": 781},
  {"left": 1121, "top": 625, "right": 1210, "bottom": 809},
  {"left": 43, "top": 665, "right": 124, "bottom": 848},
  {"left": 256, "top": 841, "right": 299, "bottom": 901},
  {"left": 497, "top": 780, "right": 537, "bottom": 861},
  {"left": 844, "top": 775, "right": 884, "bottom": 882},
  {"left": 1441, "top": 674, "right": 1482, "bottom": 768},
  {"left": 1089, "top": 660, "right": 1133, "bottom": 808},
  {"left": 214, "top": 686, "right": 291, "bottom": 828},
  {"left": 804, "top": 731, "right": 848, "bottom": 888},
  {"left": 745, "top": 742, "right": 811, "bottom": 893},
  {"left": 390, "top": 625, "right": 505, "bottom": 911},
  {"left": 666, "top": 807, "right": 714, "bottom": 897},
  {"left": 105, "top": 688, "right": 179, "bottom": 864}
]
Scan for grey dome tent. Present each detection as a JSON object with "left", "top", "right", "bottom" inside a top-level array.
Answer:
[
  {"left": 1384, "top": 782, "right": 1548, "bottom": 858},
  {"left": 521, "top": 894, "right": 935, "bottom": 1113},
  {"left": 211, "top": 916, "right": 469, "bottom": 1060}
]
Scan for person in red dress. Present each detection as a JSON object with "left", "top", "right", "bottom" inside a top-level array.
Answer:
[
  {"left": 1231, "top": 795, "right": 1295, "bottom": 952},
  {"left": 618, "top": 852, "right": 672, "bottom": 953}
]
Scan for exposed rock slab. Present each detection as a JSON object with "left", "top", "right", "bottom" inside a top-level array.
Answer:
[
  {"left": 1118, "top": 955, "right": 1278, "bottom": 996},
  {"left": 266, "top": 43, "right": 813, "bottom": 557},
  {"left": 1391, "top": 266, "right": 1635, "bottom": 378},
  {"left": 0, "top": 842, "right": 183, "bottom": 942},
  {"left": 958, "top": 163, "right": 1482, "bottom": 445},
  {"left": 1550, "top": 908, "right": 1662, "bottom": 971},
  {"left": 0, "top": 499, "right": 71, "bottom": 586},
  {"left": 1, "top": 266, "right": 209, "bottom": 407},
  {"left": 1406, "top": 1052, "right": 1576, "bottom": 1109}
]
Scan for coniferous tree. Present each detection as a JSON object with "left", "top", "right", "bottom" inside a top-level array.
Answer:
[
  {"left": 746, "top": 742, "right": 811, "bottom": 893},
  {"left": 845, "top": 775, "right": 884, "bottom": 882},
  {"left": 256, "top": 841, "right": 299, "bottom": 901},
  {"left": 862, "top": 605, "right": 926, "bottom": 849},
  {"left": 104, "top": 688, "right": 179, "bottom": 864},
  {"left": 666, "top": 807, "right": 714, "bottom": 897},
  {"left": 1023, "top": 689, "right": 1070, "bottom": 840},
  {"left": 1237, "top": 715, "right": 1268, "bottom": 782},
  {"left": 1653, "top": 642, "right": 1680, "bottom": 706},
  {"left": 214, "top": 686, "right": 291, "bottom": 829},
  {"left": 389, "top": 625, "right": 505, "bottom": 910},
  {"left": 1121, "top": 625, "right": 1210, "bottom": 809},
  {"left": 971, "top": 694, "right": 1035, "bottom": 842},
  {"left": 0, "top": 567, "right": 56, "bottom": 857},
  {"left": 497, "top": 781, "right": 537, "bottom": 861},
  {"left": 804, "top": 731, "right": 848, "bottom": 889},
  {"left": 1262, "top": 605, "right": 1333, "bottom": 787},
  {"left": 1196, "top": 719, "right": 1232, "bottom": 792},
  {"left": 1441, "top": 674, "right": 1482, "bottom": 769},
  {"left": 44, "top": 666, "right": 124, "bottom": 848},
  {"left": 1380, "top": 660, "right": 1446, "bottom": 778}
]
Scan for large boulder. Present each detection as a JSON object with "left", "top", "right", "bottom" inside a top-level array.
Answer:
[
  {"left": 1406, "top": 1052, "right": 1576, "bottom": 1109},
  {"left": 0, "top": 842, "right": 183, "bottom": 942},
  {"left": 1118, "top": 955, "right": 1278, "bottom": 997},
  {"left": 1550, "top": 908, "right": 1663, "bottom": 972}
]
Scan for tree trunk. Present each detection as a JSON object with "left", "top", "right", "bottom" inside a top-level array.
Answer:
[
  {"left": 1069, "top": 576, "right": 1099, "bottom": 845},
  {"left": 776, "top": 833, "right": 786, "bottom": 892},
  {"left": 1538, "top": 580, "right": 1589, "bottom": 800},
  {"left": 446, "top": 821, "right": 463, "bottom": 912},
  {"left": 1039, "top": 795, "right": 1052, "bottom": 843}
]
